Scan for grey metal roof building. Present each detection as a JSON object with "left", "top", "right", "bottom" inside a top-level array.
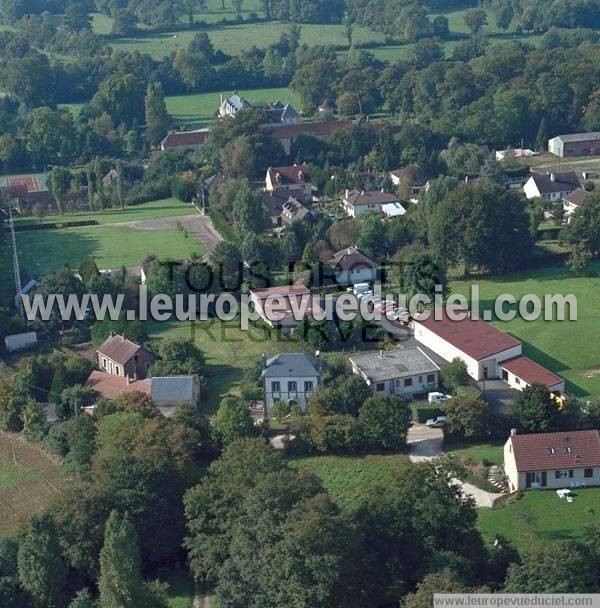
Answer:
[
  {"left": 350, "top": 347, "right": 440, "bottom": 383},
  {"left": 261, "top": 353, "right": 320, "bottom": 379}
]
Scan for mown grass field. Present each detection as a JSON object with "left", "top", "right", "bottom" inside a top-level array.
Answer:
[
  {"left": 0, "top": 431, "right": 71, "bottom": 537},
  {"left": 107, "top": 21, "right": 385, "bottom": 59},
  {"left": 290, "top": 453, "right": 413, "bottom": 511},
  {"left": 147, "top": 317, "right": 309, "bottom": 412},
  {"left": 451, "top": 261, "right": 600, "bottom": 399},
  {"left": 165, "top": 87, "right": 302, "bottom": 129},
  {"left": 0, "top": 199, "right": 202, "bottom": 303},
  {"left": 477, "top": 488, "right": 600, "bottom": 551}
]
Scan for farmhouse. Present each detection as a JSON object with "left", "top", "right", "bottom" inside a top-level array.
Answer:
[
  {"left": 96, "top": 333, "right": 155, "bottom": 379},
  {"left": 341, "top": 188, "right": 400, "bottom": 218},
  {"left": 84, "top": 371, "right": 199, "bottom": 413},
  {"left": 562, "top": 187, "right": 590, "bottom": 218},
  {"left": 262, "top": 100, "right": 301, "bottom": 125},
  {"left": 523, "top": 171, "right": 580, "bottom": 201},
  {"left": 160, "top": 129, "right": 210, "bottom": 152},
  {"left": 261, "top": 352, "right": 321, "bottom": 413},
  {"left": 261, "top": 189, "right": 308, "bottom": 227},
  {"left": 219, "top": 93, "right": 252, "bottom": 118},
  {"left": 327, "top": 246, "right": 377, "bottom": 285},
  {"left": 548, "top": 132, "right": 600, "bottom": 157},
  {"left": 265, "top": 165, "right": 312, "bottom": 200},
  {"left": 349, "top": 347, "right": 440, "bottom": 398},
  {"left": 413, "top": 307, "right": 565, "bottom": 393},
  {"left": 504, "top": 429, "right": 600, "bottom": 492},
  {"left": 249, "top": 285, "right": 321, "bottom": 332}
]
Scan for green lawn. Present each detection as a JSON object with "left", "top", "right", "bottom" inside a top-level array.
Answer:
[
  {"left": 107, "top": 21, "right": 385, "bottom": 58},
  {"left": 166, "top": 87, "right": 302, "bottom": 129},
  {"left": 444, "top": 441, "right": 505, "bottom": 466},
  {"left": 451, "top": 261, "right": 600, "bottom": 399},
  {"left": 1, "top": 199, "right": 203, "bottom": 301},
  {"left": 477, "top": 488, "right": 600, "bottom": 552},
  {"left": 290, "top": 453, "right": 413, "bottom": 511},
  {"left": 147, "top": 318, "right": 306, "bottom": 412},
  {"left": 62, "top": 86, "right": 302, "bottom": 129},
  {"left": 13, "top": 198, "right": 196, "bottom": 227}
]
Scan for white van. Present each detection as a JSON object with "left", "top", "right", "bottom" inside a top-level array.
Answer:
[
  {"left": 352, "top": 282, "right": 371, "bottom": 298},
  {"left": 428, "top": 392, "right": 452, "bottom": 404}
]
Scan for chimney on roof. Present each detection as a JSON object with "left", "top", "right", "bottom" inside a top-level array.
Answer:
[
  {"left": 550, "top": 173, "right": 557, "bottom": 182},
  {"left": 361, "top": 190, "right": 365, "bottom": 195},
  {"left": 511, "top": 428, "right": 517, "bottom": 436},
  {"left": 315, "top": 350, "right": 321, "bottom": 371},
  {"left": 345, "top": 189, "right": 349, "bottom": 198},
  {"left": 110, "top": 331, "right": 116, "bottom": 338}
]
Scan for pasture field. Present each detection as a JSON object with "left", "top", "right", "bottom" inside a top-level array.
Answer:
[
  {"left": 107, "top": 21, "right": 386, "bottom": 59},
  {"left": 290, "top": 453, "right": 413, "bottom": 511},
  {"left": 0, "top": 431, "right": 71, "bottom": 537},
  {"left": 451, "top": 261, "right": 600, "bottom": 399},
  {"left": 166, "top": 87, "right": 302, "bottom": 129},
  {"left": 0, "top": 199, "right": 202, "bottom": 303},
  {"left": 477, "top": 488, "right": 600, "bottom": 551}
]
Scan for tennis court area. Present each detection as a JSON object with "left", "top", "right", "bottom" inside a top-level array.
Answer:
[{"left": 0, "top": 173, "right": 48, "bottom": 193}]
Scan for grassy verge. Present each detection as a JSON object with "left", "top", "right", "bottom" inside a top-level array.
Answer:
[
  {"left": 163, "top": 570, "right": 195, "bottom": 608},
  {"left": 477, "top": 488, "right": 600, "bottom": 552},
  {"left": 290, "top": 453, "right": 413, "bottom": 511},
  {"left": 208, "top": 209, "right": 239, "bottom": 243},
  {"left": 450, "top": 261, "right": 600, "bottom": 398}
]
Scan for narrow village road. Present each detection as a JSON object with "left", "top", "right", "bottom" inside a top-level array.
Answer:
[{"left": 407, "top": 424, "right": 503, "bottom": 508}]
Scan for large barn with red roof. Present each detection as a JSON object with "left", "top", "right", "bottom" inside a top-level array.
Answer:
[{"left": 413, "top": 306, "right": 565, "bottom": 394}]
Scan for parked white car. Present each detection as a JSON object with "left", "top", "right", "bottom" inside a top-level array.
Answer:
[
  {"left": 425, "top": 416, "right": 447, "bottom": 428},
  {"left": 427, "top": 391, "right": 452, "bottom": 404}
]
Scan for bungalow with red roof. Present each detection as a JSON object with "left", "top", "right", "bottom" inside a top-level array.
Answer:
[
  {"left": 504, "top": 429, "right": 600, "bottom": 492},
  {"left": 413, "top": 307, "right": 564, "bottom": 394},
  {"left": 160, "top": 129, "right": 210, "bottom": 152},
  {"left": 249, "top": 285, "right": 322, "bottom": 333},
  {"left": 341, "top": 188, "right": 400, "bottom": 218}
]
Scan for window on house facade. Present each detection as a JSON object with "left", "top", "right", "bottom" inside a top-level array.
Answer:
[
  {"left": 547, "top": 448, "right": 555, "bottom": 455},
  {"left": 271, "top": 381, "right": 281, "bottom": 392},
  {"left": 376, "top": 382, "right": 385, "bottom": 392},
  {"left": 288, "top": 381, "right": 297, "bottom": 392},
  {"left": 418, "top": 375, "right": 423, "bottom": 383},
  {"left": 427, "top": 374, "right": 435, "bottom": 383},
  {"left": 304, "top": 381, "right": 313, "bottom": 392},
  {"left": 584, "top": 468, "right": 593, "bottom": 478},
  {"left": 404, "top": 377, "right": 413, "bottom": 387}
]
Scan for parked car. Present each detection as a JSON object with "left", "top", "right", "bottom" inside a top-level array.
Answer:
[
  {"left": 426, "top": 416, "right": 447, "bottom": 428},
  {"left": 428, "top": 391, "right": 452, "bottom": 404}
]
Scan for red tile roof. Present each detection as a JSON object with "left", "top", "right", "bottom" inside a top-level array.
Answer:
[
  {"left": 414, "top": 306, "right": 521, "bottom": 361},
  {"left": 261, "top": 119, "right": 353, "bottom": 139},
  {"left": 268, "top": 165, "right": 311, "bottom": 186},
  {"left": 161, "top": 129, "right": 210, "bottom": 148},
  {"left": 97, "top": 334, "right": 144, "bottom": 365},
  {"left": 509, "top": 430, "right": 600, "bottom": 471},
  {"left": 85, "top": 370, "right": 151, "bottom": 400},
  {"left": 500, "top": 356, "right": 563, "bottom": 388}
]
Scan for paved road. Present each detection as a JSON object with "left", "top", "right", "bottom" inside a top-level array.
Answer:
[{"left": 407, "top": 424, "right": 503, "bottom": 508}]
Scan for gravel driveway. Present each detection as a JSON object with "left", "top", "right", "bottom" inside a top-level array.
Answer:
[{"left": 407, "top": 423, "right": 502, "bottom": 508}]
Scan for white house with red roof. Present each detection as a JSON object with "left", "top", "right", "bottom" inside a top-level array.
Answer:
[
  {"left": 413, "top": 307, "right": 565, "bottom": 394},
  {"left": 504, "top": 430, "right": 600, "bottom": 492},
  {"left": 265, "top": 165, "right": 312, "bottom": 200}
]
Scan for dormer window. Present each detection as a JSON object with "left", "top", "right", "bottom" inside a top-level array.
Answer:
[
  {"left": 547, "top": 448, "right": 555, "bottom": 455},
  {"left": 564, "top": 446, "right": 572, "bottom": 454}
]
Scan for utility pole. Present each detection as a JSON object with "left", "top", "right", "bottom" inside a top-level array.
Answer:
[{"left": 1, "top": 203, "right": 23, "bottom": 316}]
